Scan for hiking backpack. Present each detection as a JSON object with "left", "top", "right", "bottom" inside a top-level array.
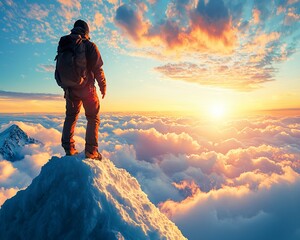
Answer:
[{"left": 55, "top": 34, "right": 87, "bottom": 89}]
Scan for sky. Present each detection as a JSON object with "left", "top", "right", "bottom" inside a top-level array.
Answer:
[
  {"left": 0, "top": 0, "right": 299, "bottom": 114},
  {"left": 1, "top": 113, "right": 300, "bottom": 239}
]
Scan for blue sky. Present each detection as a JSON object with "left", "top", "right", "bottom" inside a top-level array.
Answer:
[{"left": 0, "top": 0, "right": 299, "bottom": 113}]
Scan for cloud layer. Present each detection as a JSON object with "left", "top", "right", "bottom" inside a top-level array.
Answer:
[
  {"left": 113, "top": 0, "right": 300, "bottom": 90},
  {"left": 0, "top": 90, "right": 62, "bottom": 101},
  {"left": 1, "top": 0, "right": 299, "bottom": 91},
  {"left": 115, "top": 0, "right": 237, "bottom": 52},
  {"left": 0, "top": 112, "right": 299, "bottom": 239}
]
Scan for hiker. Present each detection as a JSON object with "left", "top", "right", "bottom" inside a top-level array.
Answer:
[{"left": 55, "top": 19, "right": 106, "bottom": 160}]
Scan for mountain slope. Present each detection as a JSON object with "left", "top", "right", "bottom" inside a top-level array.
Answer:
[
  {"left": 0, "top": 154, "right": 186, "bottom": 240},
  {"left": 0, "top": 124, "right": 40, "bottom": 161}
]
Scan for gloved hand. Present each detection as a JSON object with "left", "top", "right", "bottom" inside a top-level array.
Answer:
[{"left": 100, "top": 85, "right": 106, "bottom": 99}]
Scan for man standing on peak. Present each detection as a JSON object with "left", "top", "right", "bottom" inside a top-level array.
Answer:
[{"left": 55, "top": 19, "right": 106, "bottom": 160}]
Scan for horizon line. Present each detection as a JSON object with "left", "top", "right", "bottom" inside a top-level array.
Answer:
[{"left": 1, "top": 108, "right": 300, "bottom": 115}]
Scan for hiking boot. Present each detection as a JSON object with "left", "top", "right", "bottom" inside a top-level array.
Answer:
[
  {"left": 65, "top": 148, "right": 79, "bottom": 156},
  {"left": 85, "top": 151, "right": 102, "bottom": 160}
]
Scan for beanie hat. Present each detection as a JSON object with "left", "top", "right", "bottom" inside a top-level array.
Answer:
[{"left": 74, "top": 19, "right": 89, "bottom": 34}]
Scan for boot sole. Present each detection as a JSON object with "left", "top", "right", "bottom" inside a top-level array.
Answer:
[
  {"left": 66, "top": 152, "right": 79, "bottom": 156},
  {"left": 85, "top": 154, "right": 102, "bottom": 161}
]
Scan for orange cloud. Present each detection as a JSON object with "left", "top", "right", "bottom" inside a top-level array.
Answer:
[
  {"left": 94, "top": 12, "right": 105, "bottom": 28},
  {"left": 26, "top": 4, "right": 49, "bottom": 21},
  {"left": 0, "top": 90, "right": 64, "bottom": 113},
  {"left": 115, "top": 2, "right": 237, "bottom": 54},
  {"left": 57, "top": 0, "right": 81, "bottom": 23},
  {"left": 0, "top": 161, "right": 16, "bottom": 182},
  {"left": 57, "top": 0, "right": 81, "bottom": 9},
  {"left": 284, "top": 8, "right": 300, "bottom": 25},
  {"left": 0, "top": 187, "right": 18, "bottom": 206},
  {"left": 252, "top": 9, "right": 260, "bottom": 24},
  {"left": 154, "top": 61, "right": 274, "bottom": 91},
  {"left": 115, "top": 4, "right": 150, "bottom": 43}
]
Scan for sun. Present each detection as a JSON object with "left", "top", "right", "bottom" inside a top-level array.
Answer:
[{"left": 210, "top": 103, "right": 226, "bottom": 119}]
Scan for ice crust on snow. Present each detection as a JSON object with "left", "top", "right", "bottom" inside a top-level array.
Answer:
[{"left": 0, "top": 154, "right": 186, "bottom": 240}]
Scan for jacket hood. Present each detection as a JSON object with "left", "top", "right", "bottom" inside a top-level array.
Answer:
[
  {"left": 70, "top": 26, "right": 90, "bottom": 40},
  {"left": 71, "top": 19, "right": 90, "bottom": 39}
]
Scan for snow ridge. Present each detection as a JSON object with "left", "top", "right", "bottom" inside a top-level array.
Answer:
[
  {"left": 0, "top": 154, "right": 186, "bottom": 240},
  {"left": 0, "top": 124, "right": 39, "bottom": 161}
]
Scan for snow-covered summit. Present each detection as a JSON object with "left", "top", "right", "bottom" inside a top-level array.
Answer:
[
  {"left": 0, "top": 124, "right": 40, "bottom": 161},
  {"left": 0, "top": 154, "right": 186, "bottom": 240}
]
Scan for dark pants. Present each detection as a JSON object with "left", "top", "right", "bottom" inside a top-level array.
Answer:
[{"left": 62, "top": 85, "right": 100, "bottom": 153}]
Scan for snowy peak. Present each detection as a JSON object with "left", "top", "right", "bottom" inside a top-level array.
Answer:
[
  {"left": 0, "top": 124, "right": 40, "bottom": 161},
  {"left": 0, "top": 155, "right": 186, "bottom": 240}
]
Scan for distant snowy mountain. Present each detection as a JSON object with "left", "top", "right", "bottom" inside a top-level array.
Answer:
[
  {"left": 0, "top": 155, "right": 186, "bottom": 240},
  {"left": 0, "top": 124, "right": 40, "bottom": 161}
]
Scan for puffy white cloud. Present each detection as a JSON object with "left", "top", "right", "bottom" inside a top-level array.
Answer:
[
  {"left": 214, "top": 138, "right": 244, "bottom": 154},
  {"left": 0, "top": 160, "right": 15, "bottom": 181},
  {"left": 0, "top": 187, "right": 18, "bottom": 206},
  {"left": 113, "top": 127, "right": 201, "bottom": 161},
  {"left": 160, "top": 166, "right": 300, "bottom": 240},
  {"left": 0, "top": 120, "right": 64, "bottom": 204},
  {"left": 0, "top": 113, "right": 299, "bottom": 239},
  {"left": 17, "top": 123, "right": 61, "bottom": 145},
  {"left": 107, "top": 114, "right": 300, "bottom": 239}
]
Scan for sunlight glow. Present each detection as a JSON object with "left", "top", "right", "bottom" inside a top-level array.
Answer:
[{"left": 210, "top": 103, "right": 226, "bottom": 119}]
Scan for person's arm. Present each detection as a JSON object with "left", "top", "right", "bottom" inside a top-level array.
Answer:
[
  {"left": 97, "top": 68, "right": 106, "bottom": 99},
  {"left": 87, "top": 42, "right": 107, "bottom": 99}
]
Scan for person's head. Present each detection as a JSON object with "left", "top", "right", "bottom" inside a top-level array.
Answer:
[{"left": 72, "top": 19, "right": 90, "bottom": 39}]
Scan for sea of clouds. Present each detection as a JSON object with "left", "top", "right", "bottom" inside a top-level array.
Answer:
[{"left": 0, "top": 113, "right": 300, "bottom": 240}]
